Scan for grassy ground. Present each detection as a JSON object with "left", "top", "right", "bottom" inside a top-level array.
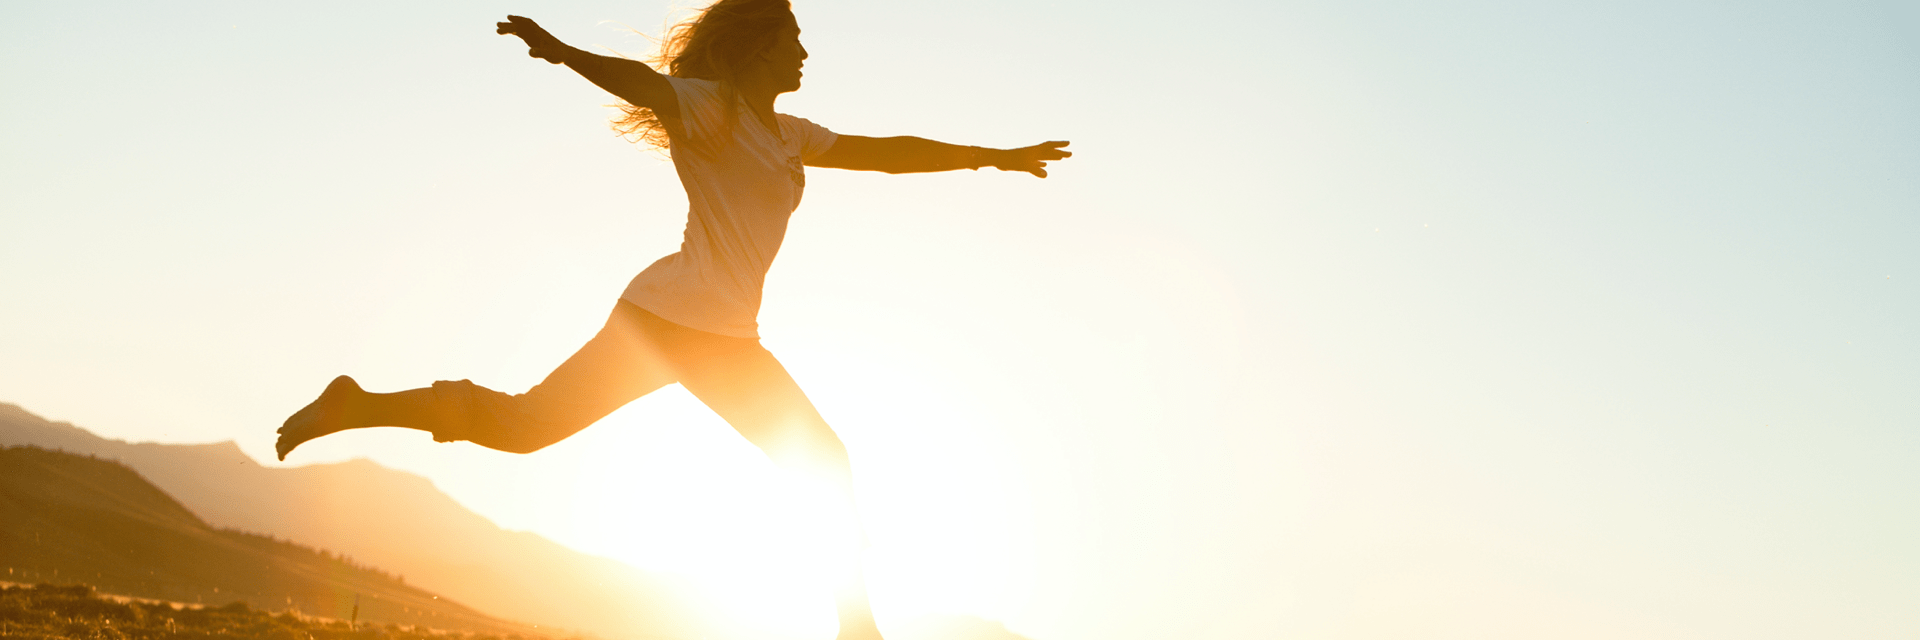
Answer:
[{"left": 0, "top": 583, "right": 569, "bottom": 640}]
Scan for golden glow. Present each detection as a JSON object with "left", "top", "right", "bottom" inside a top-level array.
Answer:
[{"left": 531, "top": 336, "right": 1032, "bottom": 638}]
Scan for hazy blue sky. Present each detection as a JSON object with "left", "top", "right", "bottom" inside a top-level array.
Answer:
[{"left": 4, "top": 1, "right": 1917, "bottom": 639}]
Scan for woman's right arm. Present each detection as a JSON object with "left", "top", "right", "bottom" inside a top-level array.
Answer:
[{"left": 496, "top": 15, "right": 678, "bottom": 120}]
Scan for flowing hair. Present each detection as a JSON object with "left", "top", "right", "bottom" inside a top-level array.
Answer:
[{"left": 613, "top": 0, "right": 796, "bottom": 150}]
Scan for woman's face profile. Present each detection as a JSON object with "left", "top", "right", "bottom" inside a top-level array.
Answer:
[{"left": 759, "top": 22, "right": 807, "bottom": 93}]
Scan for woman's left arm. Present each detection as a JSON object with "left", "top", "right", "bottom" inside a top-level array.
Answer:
[{"left": 807, "top": 136, "right": 1072, "bottom": 178}]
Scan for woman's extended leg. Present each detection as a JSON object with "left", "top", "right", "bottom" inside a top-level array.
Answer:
[
  {"left": 657, "top": 321, "right": 880, "bottom": 640},
  {"left": 277, "top": 302, "right": 679, "bottom": 459}
]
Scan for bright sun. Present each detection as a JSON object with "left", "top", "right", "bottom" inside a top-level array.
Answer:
[{"left": 535, "top": 340, "right": 1033, "bottom": 639}]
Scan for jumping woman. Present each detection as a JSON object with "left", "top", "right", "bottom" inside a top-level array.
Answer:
[{"left": 273, "top": 1, "right": 1070, "bottom": 638}]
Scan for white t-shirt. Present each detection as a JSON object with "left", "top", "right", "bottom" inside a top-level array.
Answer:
[{"left": 620, "top": 76, "right": 839, "bottom": 338}]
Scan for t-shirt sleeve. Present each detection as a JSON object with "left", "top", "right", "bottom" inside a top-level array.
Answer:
[
  {"left": 781, "top": 114, "right": 839, "bottom": 161},
  {"left": 662, "top": 76, "right": 728, "bottom": 148}
]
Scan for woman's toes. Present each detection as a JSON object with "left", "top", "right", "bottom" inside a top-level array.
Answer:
[{"left": 275, "top": 375, "right": 363, "bottom": 461}]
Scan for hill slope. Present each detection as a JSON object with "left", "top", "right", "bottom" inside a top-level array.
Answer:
[
  {"left": 0, "top": 445, "right": 528, "bottom": 635},
  {"left": 0, "top": 403, "right": 702, "bottom": 640}
]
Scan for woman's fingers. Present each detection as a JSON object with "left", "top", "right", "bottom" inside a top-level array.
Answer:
[
  {"left": 498, "top": 16, "right": 551, "bottom": 41},
  {"left": 983, "top": 141, "right": 1069, "bottom": 177},
  {"left": 1004, "top": 141, "right": 1069, "bottom": 177},
  {"left": 498, "top": 15, "right": 564, "bottom": 63}
]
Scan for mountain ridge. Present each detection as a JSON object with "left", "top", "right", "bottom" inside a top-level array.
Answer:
[
  {"left": 0, "top": 402, "right": 702, "bottom": 640},
  {"left": 0, "top": 445, "right": 528, "bottom": 635}
]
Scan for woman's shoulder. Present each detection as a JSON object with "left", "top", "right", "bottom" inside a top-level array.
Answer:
[
  {"left": 776, "top": 113, "right": 838, "bottom": 158},
  {"left": 774, "top": 109, "right": 831, "bottom": 128},
  {"left": 665, "top": 76, "right": 723, "bottom": 100},
  {"left": 661, "top": 77, "right": 729, "bottom": 144}
]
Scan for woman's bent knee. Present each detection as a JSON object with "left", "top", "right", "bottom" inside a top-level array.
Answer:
[{"left": 428, "top": 379, "right": 590, "bottom": 454}]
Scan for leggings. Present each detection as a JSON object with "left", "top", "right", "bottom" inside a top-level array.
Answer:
[{"left": 426, "top": 301, "right": 849, "bottom": 473}]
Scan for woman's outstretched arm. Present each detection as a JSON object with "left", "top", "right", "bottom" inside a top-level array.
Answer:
[
  {"left": 808, "top": 136, "right": 1072, "bottom": 178},
  {"left": 496, "top": 15, "right": 678, "bottom": 120}
]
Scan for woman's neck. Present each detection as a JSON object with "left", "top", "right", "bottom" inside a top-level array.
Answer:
[{"left": 734, "top": 73, "right": 782, "bottom": 133}]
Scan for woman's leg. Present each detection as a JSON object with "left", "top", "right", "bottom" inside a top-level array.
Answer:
[
  {"left": 657, "top": 320, "right": 880, "bottom": 640},
  {"left": 277, "top": 301, "right": 679, "bottom": 459}
]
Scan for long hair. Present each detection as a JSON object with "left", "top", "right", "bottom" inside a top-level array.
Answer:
[{"left": 613, "top": 0, "right": 796, "bottom": 150}]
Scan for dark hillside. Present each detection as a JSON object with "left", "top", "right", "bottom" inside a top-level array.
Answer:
[
  {"left": 0, "top": 403, "right": 703, "bottom": 640},
  {"left": 0, "top": 583, "right": 541, "bottom": 640},
  {"left": 0, "top": 446, "right": 533, "bottom": 636}
]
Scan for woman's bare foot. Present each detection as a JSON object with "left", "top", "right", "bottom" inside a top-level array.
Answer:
[{"left": 277, "top": 375, "right": 368, "bottom": 461}]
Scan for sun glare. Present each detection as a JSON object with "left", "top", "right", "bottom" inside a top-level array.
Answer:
[{"left": 530, "top": 333, "right": 1033, "bottom": 638}]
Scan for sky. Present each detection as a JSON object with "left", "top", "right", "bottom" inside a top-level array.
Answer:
[{"left": 4, "top": 0, "right": 1919, "bottom": 639}]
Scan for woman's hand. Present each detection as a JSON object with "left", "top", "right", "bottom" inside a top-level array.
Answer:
[
  {"left": 495, "top": 15, "right": 674, "bottom": 114},
  {"left": 990, "top": 141, "right": 1073, "bottom": 178},
  {"left": 496, "top": 15, "right": 573, "bottom": 64}
]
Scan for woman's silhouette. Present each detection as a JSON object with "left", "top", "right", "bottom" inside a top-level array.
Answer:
[{"left": 273, "top": 1, "right": 1069, "bottom": 638}]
